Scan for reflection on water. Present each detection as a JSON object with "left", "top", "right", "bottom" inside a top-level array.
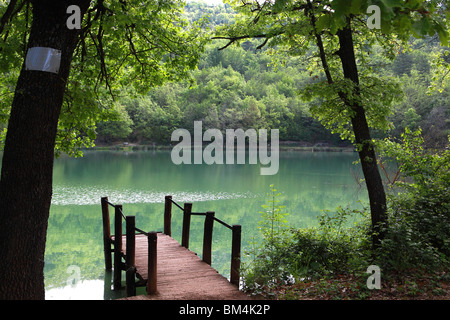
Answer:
[
  {"left": 45, "top": 151, "right": 367, "bottom": 299},
  {"left": 52, "top": 186, "right": 257, "bottom": 206}
]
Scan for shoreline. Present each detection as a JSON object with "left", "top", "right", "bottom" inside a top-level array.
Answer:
[{"left": 86, "top": 142, "right": 356, "bottom": 153}]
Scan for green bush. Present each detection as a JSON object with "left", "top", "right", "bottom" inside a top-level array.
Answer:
[
  {"left": 290, "top": 206, "right": 372, "bottom": 278},
  {"left": 241, "top": 189, "right": 372, "bottom": 294},
  {"left": 376, "top": 128, "right": 450, "bottom": 273}
]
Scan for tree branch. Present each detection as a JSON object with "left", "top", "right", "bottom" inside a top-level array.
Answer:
[
  {"left": 0, "top": 0, "right": 19, "bottom": 36},
  {"left": 212, "top": 30, "right": 284, "bottom": 50},
  {"left": 305, "top": 0, "right": 333, "bottom": 84}
]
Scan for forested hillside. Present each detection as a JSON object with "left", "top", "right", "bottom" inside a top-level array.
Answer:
[{"left": 95, "top": 1, "right": 449, "bottom": 149}]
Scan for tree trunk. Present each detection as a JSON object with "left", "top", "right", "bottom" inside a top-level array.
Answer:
[
  {"left": 337, "top": 25, "right": 387, "bottom": 248},
  {"left": 0, "top": 0, "right": 90, "bottom": 300}
]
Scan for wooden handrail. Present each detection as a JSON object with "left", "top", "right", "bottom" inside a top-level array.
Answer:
[
  {"left": 103, "top": 196, "right": 242, "bottom": 297},
  {"left": 163, "top": 196, "right": 242, "bottom": 286},
  {"left": 214, "top": 216, "right": 233, "bottom": 230}
]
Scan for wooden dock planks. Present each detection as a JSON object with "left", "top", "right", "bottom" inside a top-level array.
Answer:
[
  {"left": 103, "top": 196, "right": 249, "bottom": 300},
  {"left": 119, "top": 233, "right": 251, "bottom": 300}
]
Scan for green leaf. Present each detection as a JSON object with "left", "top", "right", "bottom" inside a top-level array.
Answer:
[
  {"left": 331, "top": 0, "right": 352, "bottom": 18},
  {"left": 315, "top": 14, "right": 331, "bottom": 32},
  {"left": 436, "top": 27, "right": 449, "bottom": 47},
  {"left": 412, "top": 16, "right": 431, "bottom": 37},
  {"left": 273, "top": 0, "right": 288, "bottom": 13},
  {"left": 349, "top": 0, "right": 363, "bottom": 15}
]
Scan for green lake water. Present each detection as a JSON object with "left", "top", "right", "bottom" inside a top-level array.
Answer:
[{"left": 44, "top": 150, "right": 368, "bottom": 299}]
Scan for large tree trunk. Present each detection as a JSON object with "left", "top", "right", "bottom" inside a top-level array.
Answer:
[
  {"left": 0, "top": 0, "right": 90, "bottom": 300},
  {"left": 337, "top": 25, "right": 387, "bottom": 248}
]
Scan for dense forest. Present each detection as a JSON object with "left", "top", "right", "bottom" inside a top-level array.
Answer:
[{"left": 95, "top": 1, "right": 449, "bottom": 149}]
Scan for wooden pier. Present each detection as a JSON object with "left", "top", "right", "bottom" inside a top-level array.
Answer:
[{"left": 101, "top": 196, "right": 251, "bottom": 300}]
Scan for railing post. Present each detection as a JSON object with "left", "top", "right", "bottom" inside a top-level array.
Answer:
[
  {"left": 103, "top": 270, "right": 113, "bottom": 300},
  {"left": 202, "top": 211, "right": 215, "bottom": 265},
  {"left": 147, "top": 232, "right": 158, "bottom": 294},
  {"left": 126, "top": 267, "right": 136, "bottom": 297},
  {"left": 113, "top": 205, "right": 123, "bottom": 290},
  {"left": 126, "top": 215, "right": 136, "bottom": 297},
  {"left": 125, "top": 216, "right": 135, "bottom": 268},
  {"left": 230, "top": 224, "right": 241, "bottom": 286},
  {"left": 164, "top": 195, "right": 172, "bottom": 236},
  {"left": 182, "top": 203, "right": 192, "bottom": 249},
  {"left": 101, "top": 197, "right": 112, "bottom": 270}
]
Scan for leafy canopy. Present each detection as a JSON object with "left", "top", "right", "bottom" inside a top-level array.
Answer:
[
  {"left": 0, "top": 0, "right": 209, "bottom": 156},
  {"left": 215, "top": 0, "right": 449, "bottom": 141}
]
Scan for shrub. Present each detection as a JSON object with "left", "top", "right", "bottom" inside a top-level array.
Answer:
[
  {"left": 290, "top": 206, "right": 372, "bottom": 278},
  {"left": 376, "top": 128, "right": 450, "bottom": 273},
  {"left": 241, "top": 188, "right": 372, "bottom": 294}
]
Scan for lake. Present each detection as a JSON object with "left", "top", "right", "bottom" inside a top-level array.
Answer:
[{"left": 44, "top": 150, "right": 367, "bottom": 299}]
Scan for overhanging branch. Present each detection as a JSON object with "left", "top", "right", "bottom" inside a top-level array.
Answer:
[
  {"left": 212, "top": 29, "right": 284, "bottom": 50},
  {"left": 0, "top": 0, "right": 19, "bottom": 36}
]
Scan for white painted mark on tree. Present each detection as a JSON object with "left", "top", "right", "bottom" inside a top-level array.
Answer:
[{"left": 25, "top": 47, "right": 61, "bottom": 74}]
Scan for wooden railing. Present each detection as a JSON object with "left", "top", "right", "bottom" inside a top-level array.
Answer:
[
  {"left": 101, "top": 195, "right": 242, "bottom": 296},
  {"left": 163, "top": 195, "right": 242, "bottom": 286},
  {"left": 101, "top": 197, "right": 157, "bottom": 296}
]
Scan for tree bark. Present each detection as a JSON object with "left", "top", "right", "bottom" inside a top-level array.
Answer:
[
  {"left": 0, "top": 0, "right": 90, "bottom": 300},
  {"left": 336, "top": 24, "right": 387, "bottom": 248}
]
